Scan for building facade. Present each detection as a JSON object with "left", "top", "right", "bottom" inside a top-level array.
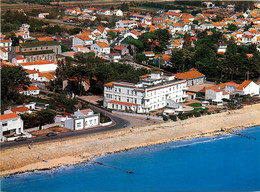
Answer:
[
  {"left": 0, "top": 112, "right": 24, "bottom": 142},
  {"left": 103, "top": 73, "right": 188, "bottom": 113}
]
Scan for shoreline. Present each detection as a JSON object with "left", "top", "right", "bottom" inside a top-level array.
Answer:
[
  {"left": 4, "top": 125, "right": 258, "bottom": 178},
  {"left": 1, "top": 103, "right": 260, "bottom": 177}
]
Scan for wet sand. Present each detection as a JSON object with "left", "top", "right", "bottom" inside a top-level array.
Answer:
[{"left": 1, "top": 103, "right": 260, "bottom": 177}]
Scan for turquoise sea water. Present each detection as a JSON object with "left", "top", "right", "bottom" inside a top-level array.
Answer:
[{"left": 1, "top": 126, "right": 260, "bottom": 191}]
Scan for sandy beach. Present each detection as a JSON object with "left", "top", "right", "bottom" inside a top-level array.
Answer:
[{"left": 1, "top": 103, "right": 260, "bottom": 177}]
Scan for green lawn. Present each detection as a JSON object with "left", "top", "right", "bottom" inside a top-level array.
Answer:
[
  {"left": 193, "top": 108, "right": 208, "bottom": 112},
  {"left": 188, "top": 103, "right": 202, "bottom": 107}
]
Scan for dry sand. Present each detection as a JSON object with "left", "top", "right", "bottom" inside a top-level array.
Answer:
[{"left": 1, "top": 104, "right": 260, "bottom": 177}]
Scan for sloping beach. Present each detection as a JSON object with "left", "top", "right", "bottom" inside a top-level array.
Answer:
[{"left": 1, "top": 104, "right": 260, "bottom": 176}]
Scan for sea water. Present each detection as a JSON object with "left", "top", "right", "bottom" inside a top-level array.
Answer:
[{"left": 1, "top": 126, "right": 260, "bottom": 191}]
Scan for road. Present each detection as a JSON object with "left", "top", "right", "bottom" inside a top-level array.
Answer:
[{"left": 0, "top": 102, "right": 130, "bottom": 149}]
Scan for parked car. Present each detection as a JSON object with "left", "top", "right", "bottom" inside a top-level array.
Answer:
[
  {"left": 14, "top": 137, "right": 27, "bottom": 142},
  {"left": 46, "top": 132, "right": 57, "bottom": 137}
]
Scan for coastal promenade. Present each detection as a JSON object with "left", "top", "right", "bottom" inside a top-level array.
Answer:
[{"left": 1, "top": 103, "right": 260, "bottom": 176}]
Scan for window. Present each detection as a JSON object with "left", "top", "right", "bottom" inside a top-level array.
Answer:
[
  {"left": 94, "top": 119, "right": 97, "bottom": 124},
  {"left": 77, "top": 122, "right": 81, "bottom": 127},
  {"left": 90, "top": 120, "right": 93, "bottom": 125},
  {"left": 85, "top": 121, "right": 88, "bottom": 126},
  {"left": 2, "top": 122, "right": 7, "bottom": 127}
]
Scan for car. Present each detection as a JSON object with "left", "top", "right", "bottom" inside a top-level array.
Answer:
[
  {"left": 14, "top": 137, "right": 27, "bottom": 142},
  {"left": 46, "top": 132, "right": 57, "bottom": 137}
]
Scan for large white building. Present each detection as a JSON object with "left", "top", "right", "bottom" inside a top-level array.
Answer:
[{"left": 103, "top": 73, "right": 188, "bottom": 113}]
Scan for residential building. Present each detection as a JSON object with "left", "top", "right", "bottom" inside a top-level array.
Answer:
[
  {"left": 12, "top": 57, "right": 26, "bottom": 64},
  {"left": 72, "top": 34, "right": 94, "bottom": 47},
  {"left": 108, "top": 53, "right": 121, "bottom": 62},
  {"left": 0, "top": 39, "right": 12, "bottom": 51},
  {"left": 103, "top": 73, "right": 188, "bottom": 113},
  {"left": 59, "top": 109, "right": 100, "bottom": 131},
  {"left": 234, "top": 80, "right": 259, "bottom": 96},
  {"left": 205, "top": 88, "right": 230, "bottom": 101},
  {"left": 113, "top": 9, "right": 123, "bottom": 17},
  {"left": 20, "top": 59, "right": 57, "bottom": 72},
  {"left": 19, "top": 86, "right": 40, "bottom": 95},
  {"left": 0, "top": 112, "right": 24, "bottom": 142},
  {"left": 174, "top": 68, "right": 205, "bottom": 86},
  {"left": 91, "top": 42, "right": 110, "bottom": 55},
  {"left": 113, "top": 45, "right": 129, "bottom": 56},
  {"left": 0, "top": 48, "right": 8, "bottom": 60},
  {"left": 116, "top": 20, "right": 138, "bottom": 29},
  {"left": 38, "top": 13, "right": 49, "bottom": 19}
]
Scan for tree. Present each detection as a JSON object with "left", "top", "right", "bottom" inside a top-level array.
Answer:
[
  {"left": 192, "top": 20, "right": 198, "bottom": 25},
  {"left": 120, "top": 3, "right": 129, "bottom": 11},
  {"left": 1, "top": 66, "right": 31, "bottom": 102},
  {"left": 228, "top": 24, "right": 237, "bottom": 31}
]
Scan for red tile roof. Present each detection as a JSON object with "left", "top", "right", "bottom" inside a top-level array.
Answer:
[
  {"left": 19, "top": 86, "right": 40, "bottom": 92},
  {"left": 11, "top": 106, "right": 30, "bottom": 113},
  {"left": 236, "top": 80, "right": 252, "bottom": 90},
  {"left": 0, "top": 113, "right": 20, "bottom": 121},
  {"left": 174, "top": 69, "right": 205, "bottom": 80}
]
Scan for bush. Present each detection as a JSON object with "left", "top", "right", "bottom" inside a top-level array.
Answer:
[
  {"left": 169, "top": 115, "right": 177, "bottom": 121},
  {"left": 207, "top": 112, "right": 211, "bottom": 115},
  {"left": 194, "top": 112, "right": 201, "bottom": 117},
  {"left": 178, "top": 113, "right": 188, "bottom": 120},
  {"left": 186, "top": 112, "right": 194, "bottom": 118},
  {"left": 162, "top": 115, "right": 168, "bottom": 121}
]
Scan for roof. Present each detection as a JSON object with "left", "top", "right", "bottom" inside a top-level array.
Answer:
[
  {"left": 37, "top": 37, "right": 54, "bottom": 41},
  {"left": 1, "top": 48, "right": 8, "bottom": 52},
  {"left": 114, "top": 45, "right": 126, "bottom": 51},
  {"left": 15, "top": 57, "right": 26, "bottom": 60},
  {"left": 23, "top": 50, "right": 54, "bottom": 56},
  {"left": 79, "top": 109, "right": 93, "bottom": 115},
  {"left": 20, "top": 41, "right": 59, "bottom": 48},
  {"left": 96, "top": 42, "right": 109, "bottom": 48},
  {"left": 38, "top": 72, "right": 55, "bottom": 80},
  {"left": 236, "top": 80, "right": 252, "bottom": 90},
  {"left": 186, "top": 92, "right": 196, "bottom": 95},
  {"left": 104, "top": 82, "right": 114, "bottom": 87},
  {"left": 11, "top": 106, "right": 30, "bottom": 113},
  {"left": 26, "top": 69, "right": 39, "bottom": 74},
  {"left": 174, "top": 69, "right": 205, "bottom": 80},
  {"left": 0, "top": 113, "right": 20, "bottom": 121},
  {"left": 20, "top": 60, "right": 55, "bottom": 66},
  {"left": 108, "top": 100, "right": 138, "bottom": 106},
  {"left": 19, "top": 86, "right": 40, "bottom": 92},
  {"left": 75, "top": 34, "right": 92, "bottom": 41}
]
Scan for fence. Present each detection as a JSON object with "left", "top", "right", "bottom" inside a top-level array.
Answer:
[{"left": 112, "top": 111, "right": 163, "bottom": 120}]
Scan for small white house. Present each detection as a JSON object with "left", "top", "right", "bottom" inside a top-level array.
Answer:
[
  {"left": 91, "top": 42, "right": 110, "bottom": 55},
  {"left": 60, "top": 109, "right": 100, "bottom": 131},
  {"left": 72, "top": 35, "right": 94, "bottom": 47},
  {"left": 234, "top": 80, "right": 260, "bottom": 96},
  {"left": 12, "top": 57, "right": 26, "bottom": 64},
  {"left": 116, "top": 20, "right": 138, "bottom": 29},
  {"left": 0, "top": 112, "right": 28, "bottom": 142},
  {"left": 0, "top": 48, "right": 8, "bottom": 60},
  {"left": 38, "top": 13, "right": 49, "bottom": 19},
  {"left": 205, "top": 88, "right": 230, "bottom": 101},
  {"left": 19, "top": 86, "right": 40, "bottom": 96},
  {"left": 113, "top": 9, "right": 123, "bottom": 17}
]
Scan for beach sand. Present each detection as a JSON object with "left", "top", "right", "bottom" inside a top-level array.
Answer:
[{"left": 1, "top": 103, "right": 260, "bottom": 176}]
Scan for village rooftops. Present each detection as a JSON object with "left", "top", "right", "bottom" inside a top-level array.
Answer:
[{"left": 20, "top": 41, "right": 59, "bottom": 48}]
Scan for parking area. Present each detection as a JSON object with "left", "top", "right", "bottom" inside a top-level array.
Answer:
[{"left": 30, "top": 127, "right": 71, "bottom": 137}]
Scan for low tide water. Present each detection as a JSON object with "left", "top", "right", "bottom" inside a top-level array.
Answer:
[{"left": 1, "top": 126, "right": 260, "bottom": 191}]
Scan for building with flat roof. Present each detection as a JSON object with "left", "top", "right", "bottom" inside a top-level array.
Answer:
[{"left": 103, "top": 73, "right": 188, "bottom": 113}]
